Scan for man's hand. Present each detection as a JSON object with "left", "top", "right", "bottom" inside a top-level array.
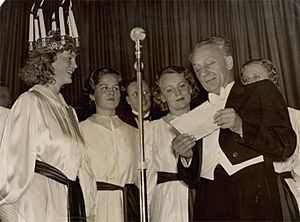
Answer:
[
  {"left": 172, "top": 133, "right": 196, "bottom": 159},
  {"left": 214, "top": 108, "right": 243, "bottom": 136}
]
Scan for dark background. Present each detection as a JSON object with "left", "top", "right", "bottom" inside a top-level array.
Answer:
[{"left": 1, "top": 0, "right": 299, "bottom": 112}]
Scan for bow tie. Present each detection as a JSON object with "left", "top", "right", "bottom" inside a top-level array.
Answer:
[
  {"left": 208, "top": 87, "right": 227, "bottom": 104},
  {"left": 133, "top": 113, "right": 151, "bottom": 121}
]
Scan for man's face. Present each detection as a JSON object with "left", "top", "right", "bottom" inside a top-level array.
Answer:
[
  {"left": 126, "top": 80, "right": 151, "bottom": 113},
  {"left": 191, "top": 45, "right": 232, "bottom": 95},
  {"left": 241, "top": 63, "right": 269, "bottom": 85}
]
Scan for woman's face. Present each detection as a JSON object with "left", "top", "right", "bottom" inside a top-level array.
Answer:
[
  {"left": 92, "top": 74, "right": 121, "bottom": 112},
  {"left": 51, "top": 51, "right": 77, "bottom": 86},
  {"left": 159, "top": 73, "right": 191, "bottom": 114},
  {"left": 241, "top": 63, "right": 268, "bottom": 85}
]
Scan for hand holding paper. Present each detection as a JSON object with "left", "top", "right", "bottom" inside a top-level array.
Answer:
[
  {"left": 172, "top": 133, "right": 196, "bottom": 158},
  {"left": 170, "top": 101, "right": 222, "bottom": 140}
]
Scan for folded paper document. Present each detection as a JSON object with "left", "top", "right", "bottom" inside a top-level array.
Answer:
[{"left": 170, "top": 101, "right": 222, "bottom": 140}]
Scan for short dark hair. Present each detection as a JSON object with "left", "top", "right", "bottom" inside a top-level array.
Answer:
[{"left": 84, "top": 67, "right": 122, "bottom": 95}]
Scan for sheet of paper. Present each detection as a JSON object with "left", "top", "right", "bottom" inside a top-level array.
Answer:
[{"left": 170, "top": 101, "right": 222, "bottom": 140}]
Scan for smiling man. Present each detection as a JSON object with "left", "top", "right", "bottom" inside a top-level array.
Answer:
[{"left": 172, "top": 37, "right": 297, "bottom": 221}]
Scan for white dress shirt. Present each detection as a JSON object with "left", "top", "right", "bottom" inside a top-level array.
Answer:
[{"left": 201, "top": 82, "right": 264, "bottom": 180}]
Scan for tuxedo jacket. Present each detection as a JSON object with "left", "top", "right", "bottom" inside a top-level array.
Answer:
[{"left": 178, "top": 80, "right": 297, "bottom": 186}]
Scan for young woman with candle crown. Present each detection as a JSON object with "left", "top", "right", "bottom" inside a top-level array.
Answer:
[{"left": 0, "top": 28, "right": 96, "bottom": 222}]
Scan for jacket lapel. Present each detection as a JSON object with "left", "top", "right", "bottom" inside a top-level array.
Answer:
[{"left": 225, "top": 82, "right": 247, "bottom": 111}]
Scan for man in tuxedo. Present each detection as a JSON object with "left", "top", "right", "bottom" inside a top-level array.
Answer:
[
  {"left": 118, "top": 79, "right": 164, "bottom": 128},
  {"left": 172, "top": 37, "right": 296, "bottom": 221}
]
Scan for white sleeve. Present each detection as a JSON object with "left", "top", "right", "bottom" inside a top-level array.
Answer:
[
  {"left": 0, "top": 92, "right": 39, "bottom": 205},
  {"left": 78, "top": 154, "right": 97, "bottom": 222}
]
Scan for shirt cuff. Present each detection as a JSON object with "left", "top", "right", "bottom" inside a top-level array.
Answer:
[{"left": 180, "top": 156, "right": 192, "bottom": 168}]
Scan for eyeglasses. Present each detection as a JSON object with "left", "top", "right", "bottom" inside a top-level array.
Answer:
[{"left": 128, "top": 90, "right": 151, "bottom": 97}]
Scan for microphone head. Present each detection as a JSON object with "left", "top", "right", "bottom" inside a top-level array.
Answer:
[{"left": 130, "top": 27, "right": 146, "bottom": 41}]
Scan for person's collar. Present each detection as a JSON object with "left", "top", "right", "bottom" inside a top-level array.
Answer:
[
  {"left": 208, "top": 81, "right": 235, "bottom": 103},
  {"left": 30, "top": 84, "right": 69, "bottom": 108},
  {"left": 132, "top": 109, "right": 150, "bottom": 118}
]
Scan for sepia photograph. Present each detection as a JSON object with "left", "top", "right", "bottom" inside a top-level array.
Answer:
[{"left": 0, "top": 0, "right": 300, "bottom": 221}]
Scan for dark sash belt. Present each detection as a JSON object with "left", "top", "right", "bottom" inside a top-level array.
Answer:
[
  {"left": 96, "top": 181, "right": 140, "bottom": 222},
  {"left": 279, "top": 171, "right": 293, "bottom": 179},
  {"left": 34, "top": 160, "right": 87, "bottom": 222},
  {"left": 157, "top": 171, "right": 180, "bottom": 184}
]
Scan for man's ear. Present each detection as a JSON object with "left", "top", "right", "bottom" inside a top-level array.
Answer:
[
  {"left": 225, "top": 55, "right": 233, "bottom": 71},
  {"left": 89, "top": 94, "right": 95, "bottom": 101},
  {"left": 126, "top": 96, "right": 131, "bottom": 105}
]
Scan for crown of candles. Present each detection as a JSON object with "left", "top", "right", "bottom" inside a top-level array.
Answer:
[{"left": 28, "top": 0, "right": 80, "bottom": 54}]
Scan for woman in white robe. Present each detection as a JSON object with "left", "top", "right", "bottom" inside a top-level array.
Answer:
[
  {"left": 0, "top": 84, "right": 11, "bottom": 139},
  {"left": 0, "top": 31, "right": 96, "bottom": 222},
  {"left": 145, "top": 65, "right": 197, "bottom": 222},
  {"left": 79, "top": 68, "right": 139, "bottom": 222}
]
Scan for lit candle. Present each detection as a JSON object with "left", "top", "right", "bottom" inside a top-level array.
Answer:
[
  {"left": 29, "top": 14, "right": 34, "bottom": 42},
  {"left": 29, "top": 3, "right": 35, "bottom": 42},
  {"left": 69, "top": 6, "right": 79, "bottom": 38},
  {"left": 38, "top": 8, "right": 46, "bottom": 38},
  {"left": 34, "top": 18, "right": 40, "bottom": 41},
  {"left": 51, "top": 13, "right": 57, "bottom": 31},
  {"left": 67, "top": 16, "right": 73, "bottom": 37},
  {"left": 59, "top": 7, "right": 66, "bottom": 36}
]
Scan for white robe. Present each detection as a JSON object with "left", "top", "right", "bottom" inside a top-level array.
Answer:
[
  {"left": 274, "top": 107, "right": 300, "bottom": 212},
  {"left": 79, "top": 115, "right": 139, "bottom": 222},
  {"left": 145, "top": 118, "right": 189, "bottom": 222},
  {"left": 0, "top": 106, "right": 9, "bottom": 139},
  {"left": 0, "top": 85, "right": 96, "bottom": 222}
]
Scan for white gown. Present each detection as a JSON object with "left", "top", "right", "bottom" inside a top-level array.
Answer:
[
  {"left": 145, "top": 118, "right": 189, "bottom": 222},
  {"left": 0, "top": 106, "right": 9, "bottom": 139},
  {"left": 79, "top": 115, "right": 139, "bottom": 222},
  {"left": 274, "top": 107, "right": 300, "bottom": 212},
  {"left": 0, "top": 85, "right": 96, "bottom": 222}
]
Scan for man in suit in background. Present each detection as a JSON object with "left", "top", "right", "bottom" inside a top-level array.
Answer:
[
  {"left": 118, "top": 78, "right": 164, "bottom": 128},
  {"left": 172, "top": 37, "right": 296, "bottom": 221}
]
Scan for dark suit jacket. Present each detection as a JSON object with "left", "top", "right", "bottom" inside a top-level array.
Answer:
[{"left": 178, "top": 80, "right": 296, "bottom": 186}]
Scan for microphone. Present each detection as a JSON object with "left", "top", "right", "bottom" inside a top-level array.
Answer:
[{"left": 130, "top": 27, "right": 146, "bottom": 42}]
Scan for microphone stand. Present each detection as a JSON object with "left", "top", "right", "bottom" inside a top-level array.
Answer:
[{"left": 133, "top": 38, "right": 148, "bottom": 222}]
